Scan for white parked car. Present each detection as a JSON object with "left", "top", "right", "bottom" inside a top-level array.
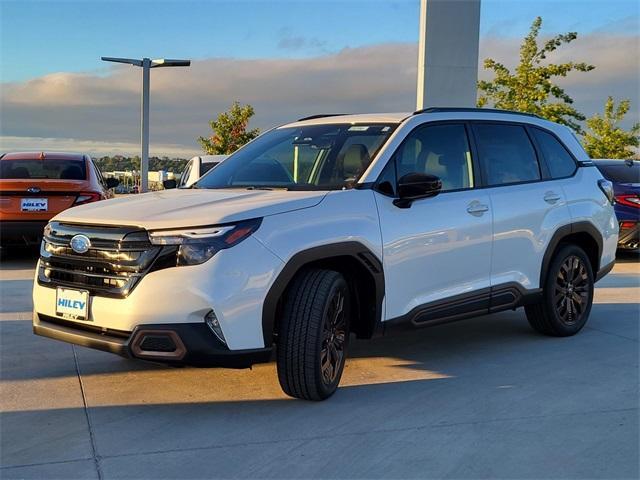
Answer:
[
  {"left": 167, "top": 154, "right": 228, "bottom": 189},
  {"left": 33, "top": 108, "right": 618, "bottom": 400}
]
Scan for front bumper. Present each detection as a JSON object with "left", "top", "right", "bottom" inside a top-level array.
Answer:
[
  {"left": 33, "top": 235, "right": 283, "bottom": 351},
  {"left": 33, "top": 313, "right": 272, "bottom": 368}
]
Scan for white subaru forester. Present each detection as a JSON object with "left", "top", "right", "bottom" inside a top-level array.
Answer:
[{"left": 33, "top": 108, "right": 618, "bottom": 400}]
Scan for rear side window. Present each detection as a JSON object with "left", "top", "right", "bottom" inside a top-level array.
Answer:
[
  {"left": 531, "top": 128, "right": 576, "bottom": 178},
  {"left": 0, "top": 159, "right": 87, "bottom": 180},
  {"left": 597, "top": 163, "right": 640, "bottom": 184},
  {"left": 473, "top": 124, "right": 541, "bottom": 186}
]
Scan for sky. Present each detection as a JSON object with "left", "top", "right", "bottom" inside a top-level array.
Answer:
[{"left": 1, "top": 0, "right": 639, "bottom": 157}]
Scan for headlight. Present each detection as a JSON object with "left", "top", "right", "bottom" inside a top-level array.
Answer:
[{"left": 148, "top": 218, "right": 261, "bottom": 266}]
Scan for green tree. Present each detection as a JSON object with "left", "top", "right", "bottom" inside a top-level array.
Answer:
[
  {"left": 478, "top": 16, "right": 595, "bottom": 133},
  {"left": 582, "top": 97, "right": 640, "bottom": 159},
  {"left": 198, "top": 101, "right": 260, "bottom": 155}
]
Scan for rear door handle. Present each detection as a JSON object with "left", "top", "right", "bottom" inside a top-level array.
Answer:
[
  {"left": 467, "top": 202, "right": 489, "bottom": 216},
  {"left": 544, "top": 192, "right": 562, "bottom": 204}
]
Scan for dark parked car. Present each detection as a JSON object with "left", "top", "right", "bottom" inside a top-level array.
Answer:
[{"left": 594, "top": 159, "right": 639, "bottom": 250}]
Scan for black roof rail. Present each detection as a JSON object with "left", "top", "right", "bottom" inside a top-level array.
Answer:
[
  {"left": 413, "top": 107, "right": 541, "bottom": 119},
  {"left": 297, "top": 113, "right": 350, "bottom": 122}
]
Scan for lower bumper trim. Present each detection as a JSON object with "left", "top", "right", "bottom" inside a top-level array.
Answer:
[
  {"left": 33, "top": 319, "right": 129, "bottom": 357},
  {"left": 33, "top": 314, "right": 272, "bottom": 368}
]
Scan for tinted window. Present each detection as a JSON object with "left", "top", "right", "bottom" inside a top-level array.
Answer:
[
  {"left": 200, "top": 162, "right": 218, "bottom": 175},
  {"left": 0, "top": 159, "right": 87, "bottom": 180},
  {"left": 531, "top": 128, "right": 576, "bottom": 178},
  {"left": 375, "top": 156, "right": 397, "bottom": 196},
  {"left": 596, "top": 163, "right": 640, "bottom": 184},
  {"left": 474, "top": 124, "right": 540, "bottom": 186},
  {"left": 393, "top": 124, "right": 474, "bottom": 191}
]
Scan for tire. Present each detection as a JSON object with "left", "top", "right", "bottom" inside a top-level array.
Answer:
[
  {"left": 276, "top": 269, "right": 351, "bottom": 401},
  {"left": 525, "top": 244, "right": 594, "bottom": 336}
]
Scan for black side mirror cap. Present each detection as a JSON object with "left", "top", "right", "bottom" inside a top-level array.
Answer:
[
  {"left": 163, "top": 179, "right": 177, "bottom": 190},
  {"left": 393, "top": 173, "right": 442, "bottom": 208},
  {"left": 105, "top": 177, "right": 120, "bottom": 189}
]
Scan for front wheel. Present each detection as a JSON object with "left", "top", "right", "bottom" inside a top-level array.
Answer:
[
  {"left": 276, "top": 269, "right": 351, "bottom": 401},
  {"left": 525, "top": 244, "right": 594, "bottom": 336}
]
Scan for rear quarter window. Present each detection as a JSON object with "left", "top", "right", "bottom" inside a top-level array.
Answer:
[
  {"left": 530, "top": 128, "right": 577, "bottom": 178},
  {"left": 0, "top": 159, "right": 87, "bottom": 180}
]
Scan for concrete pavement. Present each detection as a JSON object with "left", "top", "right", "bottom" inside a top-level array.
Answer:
[{"left": 1, "top": 248, "right": 638, "bottom": 479}]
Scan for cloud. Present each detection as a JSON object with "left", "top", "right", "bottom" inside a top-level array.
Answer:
[
  {"left": 1, "top": 32, "right": 638, "bottom": 157},
  {"left": 277, "top": 27, "right": 328, "bottom": 51},
  {"left": 0, "top": 136, "right": 198, "bottom": 158}
]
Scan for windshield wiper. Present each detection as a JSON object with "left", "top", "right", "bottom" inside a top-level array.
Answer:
[{"left": 244, "top": 186, "right": 289, "bottom": 191}]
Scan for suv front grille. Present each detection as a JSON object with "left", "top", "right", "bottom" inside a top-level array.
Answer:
[{"left": 38, "top": 222, "right": 175, "bottom": 298}]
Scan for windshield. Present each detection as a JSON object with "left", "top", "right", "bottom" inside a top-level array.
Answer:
[{"left": 195, "top": 123, "right": 396, "bottom": 190}]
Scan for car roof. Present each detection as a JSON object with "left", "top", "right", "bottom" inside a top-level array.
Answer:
[
  {"left": 199, "top": 155, "right": 228, "bottom": 163},
  {"left": 281, "top": 113, "right": 410, "bottom": 128},
  {"left": 1, "top": 151, "right": 86, "bottom": 161},
  {"left": 280, "top": 109, "right": 558, "bottom": 129}
]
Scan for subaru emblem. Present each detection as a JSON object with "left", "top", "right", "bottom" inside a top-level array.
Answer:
[
  {"left": 70, "top": 234, "right": 91, "bottom": 254},
  {"left": 27, "top": 186, "right": 41, "bottom": 194}
]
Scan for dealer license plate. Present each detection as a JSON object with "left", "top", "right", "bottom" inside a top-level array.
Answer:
[
  {"left": 21, "top": 198, "right": 48, "bottom": 212},
  {"left": 55, "top": 288, "right": 90, "bottom": 321}
]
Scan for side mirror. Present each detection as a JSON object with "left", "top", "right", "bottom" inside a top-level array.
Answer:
[
  {"left": 105, "top": 177, "right": 120, "bottom": 189},
  {"left": 394, "top": 173, "right": 442, "bottom": 208},
  {"left": 163, "top": 179, "right": 177, "bottom": 190}
]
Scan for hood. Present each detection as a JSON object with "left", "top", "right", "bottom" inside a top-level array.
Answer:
[{"left": 53, "top": 188, "right": 327, "bottom": 229}]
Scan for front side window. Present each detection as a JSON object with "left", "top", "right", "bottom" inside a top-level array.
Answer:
[
  {"left": 391, "top": 123, "right": 474, "bottom": 192},
  {"left": 195, "top": 124, "right": 395, "bottom": 190},
  {"left": 473, "top": 124, "right": 541, "bottom": 186},
  {"left": 531, "top": 128, "right": 576, "bottom": 178},
  {"left": 0, "top": 159, "right": 87, "bottom": 180}
]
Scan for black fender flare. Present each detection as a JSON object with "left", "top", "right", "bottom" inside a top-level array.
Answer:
[
  {"left": 539, "top": 221, "right": 603, "bottom": 287},
  {"left": 261, "top": 241, "right": 385, "bottom": 345}
]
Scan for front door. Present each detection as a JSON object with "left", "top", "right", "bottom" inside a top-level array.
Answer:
[{"left": 374, "top": 123, "right": 493, "bottom": 321}]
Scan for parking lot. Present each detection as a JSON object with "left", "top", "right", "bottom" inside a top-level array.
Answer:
[{"left": 1, "top": 248, "right": 638, "bottom": 479}]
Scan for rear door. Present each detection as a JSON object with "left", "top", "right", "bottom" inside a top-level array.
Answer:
[
  {"left": 471, "top": 122, "right": 571, "bottom": 291},
  {"left": 0, "top": 157, "right": 88, "bottom": 221}
]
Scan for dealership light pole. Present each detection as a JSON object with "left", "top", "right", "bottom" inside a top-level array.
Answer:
[{"left": 101, "top": 57, "right": 190, "bottom": 192}]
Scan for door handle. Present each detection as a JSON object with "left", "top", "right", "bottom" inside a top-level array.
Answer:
[
  {"left": 467, "top": 202, "right": 489, "bottom": 216},
  {"left": 544, "top": 192, "right": 562, "bottom": 204}
]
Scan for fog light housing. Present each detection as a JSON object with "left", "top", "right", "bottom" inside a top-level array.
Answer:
[{"left": 205, "top": 310, "right": 226, "bottom": 346}]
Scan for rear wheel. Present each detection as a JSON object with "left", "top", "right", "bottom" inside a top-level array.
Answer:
[
  {"left": 525, "top": 244, "right": 594, "bottom": 336},
  {"left": 276, "top": 269, "right": 350, "bottom": 401}
]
